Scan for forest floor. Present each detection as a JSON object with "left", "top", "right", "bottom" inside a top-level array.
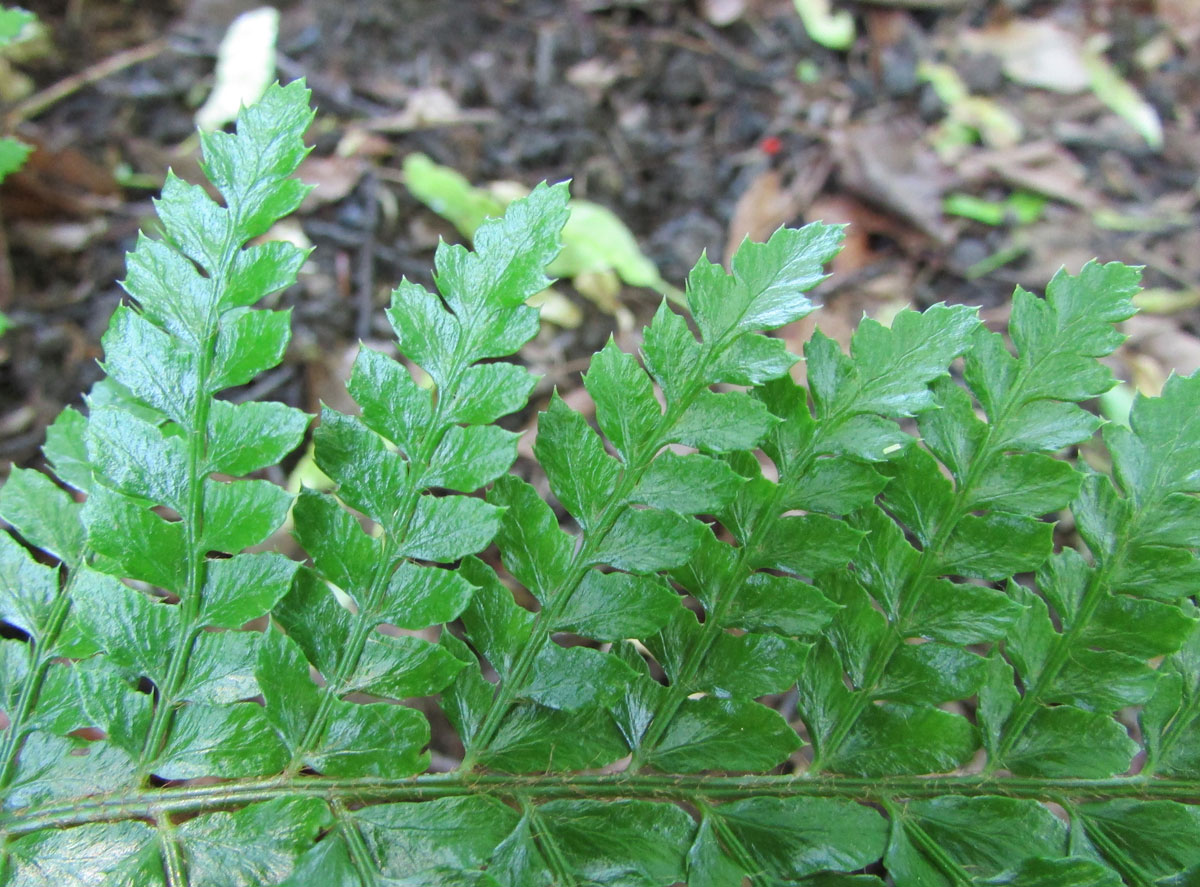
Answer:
[{"left": 0, "top": 0, "right": 1198, "bottom": 472}]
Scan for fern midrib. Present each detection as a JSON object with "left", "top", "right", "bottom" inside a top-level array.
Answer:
[
  {"left": 626, "top": 533, "right": 762, "bottom": 771},
  {"left": 1078, "top": 428, "right": 1199, "bottom": 777},
  {"left": 641, "top": 353, "right": 979, "bottom": 773},
  {"left": 809, "top": 353, "right": 1057, "bottom": 773},
  {"left": 1145, "top": 673, "right": 1200, "bottom": 778},
  {"left": 285, "top": 532, "right": 400, "bottom": 774},
  {"left": 805, "top": 457, "right": 985, "bottom": 773},
  {"left": 458, "top": 492, "right": 626, "bottom": 762},
  {"left": 696, "top": 799, "right": 761, "bottom": 885},
  {"left": 333, "top": 798, "right": 379, "bottom": 887},
  {"left": 285, "top": 354, "right": 470, "bottom": 774},
  {"left": 527, "top": 800, "right": 579, "bottom": 887},
  {"left": 635, "top": 355, "right": 1014, "bottom": 773},
  {"left": 0, "top": 571, "right": 77, "bottom": 793},
  {"left": 136, "top": 232, "right": 234, "bottom": 780},
  {"left": 627, "top": 404, "right": 853, "bottom": 772},
  {"left": 460, "top": 334, "right": 725, "bottom": 766},
  {"left": 986, "top": 495, "right": 1170, "bottom": 771},
  {"left": 459, "top": 409, "right": 681, "bottom": 763},
  {"left": 1076, "top": 807, "right": 1157, "bottom": 887},
  {"left": 884, "top": 798, "right": 973, "bottom": 887},
  {"left": 806, "top": 538, "right": 942, "bottom": 773},
  {"left": 987, "top": 569, "right": 1114, "bottom": 771},
  {"left": 157, "top": 811, "right": 186, "bottom": 887},
  {"left": 973, "top": 320, "right": 1173, "bottom": 772},
  {"left": 5, "top": 774, "right": 1197, "bottom": 837}
]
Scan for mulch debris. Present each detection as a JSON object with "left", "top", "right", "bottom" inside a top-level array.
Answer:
[{"left": 1, "top": 0, "right": 1197, "bottom": 470}]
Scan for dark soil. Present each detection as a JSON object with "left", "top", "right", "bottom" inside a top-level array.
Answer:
[{"left": 2, "top": 0, "right": 1198, "bottom": 471}]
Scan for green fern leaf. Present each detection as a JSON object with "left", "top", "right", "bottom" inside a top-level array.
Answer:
[{"left": 4, "top": 81, "right": 1200, "bottom": 887}]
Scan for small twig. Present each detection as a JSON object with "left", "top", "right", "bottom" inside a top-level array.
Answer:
[
  {"left": 302, "top": 218, "right": 414, "bottom": 269},
  {"left": 685, "top": 16, "right": 778, "bottom": 77},
  {"left": 229, "top": 365, "right": 295, "bottom": 405},
  {"left": 596, "top": 20, "right": 762, "bottom": 75},
  {"left": 6, "top": 38, "right": 168, "bottom": 127},
  {"left": 0, "top": 208, "right": 12, "bottom": 311},
  {"left": 356, "top": 172, "right": 379, "bottom": 342},
  {"left": 274, "top": 53, "right": 391, "bottom": 117},
  {"left": 853, "top": 0, "right": 968, "bottom": 7}
]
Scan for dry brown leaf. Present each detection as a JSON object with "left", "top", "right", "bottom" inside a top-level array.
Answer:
[
  {"left": 829, "top": 119, "right": 955, "bottom": 242},
  {"left": 805, "top": 193, "right": 896, "bottom": 275},
  {"left": 11, "top": 219, "right": 108, "bottom": 256},
  {"left": 0, "top": 141, "right": 120, "bottom": 220},
  {"left": 566, "top": 58, "right": 625, "bottom": 94},
  {"left": 961, "top": 19, "right": 1090, "bottom": 93},
  {"left": 957, "top": 141, "right": 1093, "bottom": 208},
  {"left": 1017, "top": 208, "right": 1102, "bottom": 285},
  {"left": 304, "top": 342, "right": 361, "bottom": 417},
  {"left": 782, "top": 267, "right": 915, "bottom": 367},
  {"left": 366, "top": 86, "right": 497, "bottom": 132},
  {"left": 1156, "top": 0, "right": 1200, "bottom": 44},
  {"left": 725, "top": 171, "right": 798, "bottom": 263},
  {"left": 1123, "top": 315, "right": 1200, "bottom": 378},
  {"left": 702, "top": 0, "right": 747, "bottom": 25},
  {"left": 297, "top": 155, "right": 366, "bottom": 211}
]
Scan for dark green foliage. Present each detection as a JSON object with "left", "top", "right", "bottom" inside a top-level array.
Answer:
[
  {"left": 1, "top": 81, "right": 314, "bottom": 814},
  {"left": 1, "top": 82, "right": 1198, "bottom": 886}
]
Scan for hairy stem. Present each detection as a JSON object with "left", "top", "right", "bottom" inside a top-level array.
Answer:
[
  {"left": 527, "top": 800, "right": 579, "bottom": 887},
  {"left": 1076, "top": 807, "right": 1155, "bottom": 887},
  {"left": 628, "top": 400, "right": 864, "bottom": 771},
  {"left": 3, "top": 774, "right": 1196, "bottom": 838},
  {"left": 696, "top": 799, "right": 762, "bottom": 885},
  {"left": 883, "top": 798, "right": 972, "bottom": 887},
  {"left": 627, "top": 515, "right": 767, "bottom": 771},
  {"left": 157, "top": 813, "right": 186, "bottom": 887},
  {"left": 333, "top": 799, "right": 380, "bottom": 887}
]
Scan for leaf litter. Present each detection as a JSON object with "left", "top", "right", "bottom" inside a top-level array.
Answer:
[{"left": 1, "top": 0, "right": 1197, "bottom": 522}]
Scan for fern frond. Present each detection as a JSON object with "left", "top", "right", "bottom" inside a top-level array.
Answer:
[{"left": 2, "top": 82, "right": 1199, "bottom": 887}]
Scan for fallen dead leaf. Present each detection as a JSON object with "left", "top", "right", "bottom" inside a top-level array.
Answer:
[
  {"left": 1123, "top": 315, "right": 1200, "bottom": 378},
  {"left": 1015, "top": 207, "right": 1102, "bottom": 285},
  {"left": 956, "top": 141, "right": 1093, "bottom": 208},
  {"left": 962, "top": 19, "right": 1090, "bottom": 93},
  {"left": 566, "top": 58, "right": 624, "bottom": 94},
  {"left": 702, "top": 0, "right": 747, "bottom": 26},
  {"left": 297, "top": 154, "right": 366, "bottom": 211},
  {"left": 806, "top": 193, "right": 900, "bottom": 276},
  {"left": 725, "top": 170, "right": 803, "bottom": 263},
  {"left": 335, "top": 127, "right": 393, "bottom": 159},
  {"left": 366, "top": 86, "right": 497, "bottom": 133},
  {"left": 1, "top": 140, "right": 120, "bottom": 219},
  {"left": 829, "top": 118, "right": 955, "bottom": 242},
  {"left": 782, "top": 266, "right": 915, "bottom": 365},
  {"left": 304, "top": 342, "right": 365, "bottom": 418},
  {"left": 726, "top": 150, "right": 833, "bottom": 263},
  {"left": 11, "top": 218, "right": 108, "bottom": 255},
  {"left": 1156, "top": 0, "right": 1200, "bottom": 44}
]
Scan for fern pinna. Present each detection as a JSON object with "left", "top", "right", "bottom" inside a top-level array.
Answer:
[{"left": 1, "top": 82, "right": 1198, "bottom": 887}]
